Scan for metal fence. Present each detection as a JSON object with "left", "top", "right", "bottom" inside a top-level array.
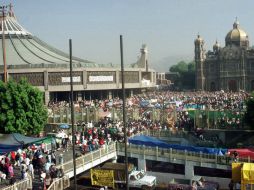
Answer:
[
  {"left": 56, "top": 143, "right": 116, "bottom": 174},
  {"left": 2, "top": 175, "right": 32, "bottom": 190},
  {"left": 47, "top": 106, "right": 247, "bottom": 130},
  {"left": 47, "top": 106, "right": 175, "bottom": 124},
  {"left": 117, "top": 143, "right": 253, "bottom": 165},
  {"left": 140, "top": 129, "right": 187, "bottom": 138},
  {"left": 47, "top": 175, "right": 70, "bottom": 190},
  {"left": 187, "top": 109, "right": 246, "bottom": 129}
]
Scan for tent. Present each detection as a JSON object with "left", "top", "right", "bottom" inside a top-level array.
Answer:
[
  {"left": 0, "top": 133, "right": 48, "bottom": 154},
  {"left": 228, "top": 148, "right": 254, "bottom": 160},
  {"left": 59, "top": 124, "right": 70, "bottom": 129},
  {"left": 128, "top": 135, "right": 227, "bottom": 155}
]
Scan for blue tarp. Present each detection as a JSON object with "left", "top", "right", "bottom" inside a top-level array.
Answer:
[
  {"left": 0, "top": 133, "right": 47, "bottom": 154},
  {"left": 128, "top": 135, "right": 227, "bottom": 155},
  {"left": 59, "top": 124, "right": 70, "bottom": 129}
]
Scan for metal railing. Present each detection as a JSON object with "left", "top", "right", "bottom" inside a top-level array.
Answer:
[
  {"left": 47, "top": 106, "right": 246, "bottom": 130},
  {"left": 47, "top": 175, "right": 70, "bottom": 190},
  {"left": 2, "top": 175, "right": 32, "bottom": 190},
  {"left": 117, "top": 143, "right": 254, "bottom": 165},
  {"left": 56, "top": 143, "right": 116, "bottom": 174},
  {"left": 140, "top": 129, "right": 187, "bottom": 138}
]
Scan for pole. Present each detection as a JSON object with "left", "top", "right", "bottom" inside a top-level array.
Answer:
[
  {"left": 1, "top": 5, "right": 7, "bottom": 82},
  {"left": 69, "top": 39, "right": 77, "bottom": 190},
  {"left": 120, "top": 35, "right": 129, "bottom": 190}
]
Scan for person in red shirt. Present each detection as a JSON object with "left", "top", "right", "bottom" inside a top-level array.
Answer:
[
  {"left": 10, "top": 151, "right": 16, "bottom": 163},
  {"left": 99, "top": 138, "right": 105, "bottom": 146},
  {"left": 31, "top": 144, "right": 37, "bottom": 152}
]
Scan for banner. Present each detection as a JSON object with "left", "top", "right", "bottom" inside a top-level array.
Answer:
[
  {"left": 89, "top": 76, "right": 113, "bottom": 82},
  {"left": 61, "top": 76, "right": 81, "bottom": 83},
  {"left": 91, "top": 169, "right": 115, "bottom": 188},
  {"left": 232, "top": 162, "right": 242, "bottom": 183}
]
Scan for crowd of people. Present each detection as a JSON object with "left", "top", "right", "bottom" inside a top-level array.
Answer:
[
  {"left": 48, "top": 90, "right": 249, "bottom": 131},
  {"left": 0, "top": 142, "right": 64, "bottom": 189},
  {"left": 1, "top": 90, "right": 250, "bottom": 189}
]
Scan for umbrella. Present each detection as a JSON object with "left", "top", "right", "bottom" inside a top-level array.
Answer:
[
  {"left": 59, "top": 124, "right": 70, "bottom": 129},
  {"left": 218, "top": 149, "right": 224, "bottom": 156}
]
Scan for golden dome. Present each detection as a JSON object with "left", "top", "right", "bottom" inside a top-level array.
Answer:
[
  {"left": 213, "top": 40, "right": 220, "bottom": 49},
  {"left": 225, "top": 20, "right": 248, "bottom": 44}
]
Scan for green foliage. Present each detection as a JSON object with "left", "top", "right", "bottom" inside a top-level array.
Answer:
[
  {"left": 169, "top": 61, "right": 188, "bottom": 73},
  {"left": 0, "top": 79, "right": 48, "bottom": 135},
  {"left": 187, "top": 61, "right": 195, "bottom": 73},
  {"left": 244, "top": 92, "right": 254, "bottom": 128},
  {"left": 169, "top": 60, "right": 196, "bottom": 89}
]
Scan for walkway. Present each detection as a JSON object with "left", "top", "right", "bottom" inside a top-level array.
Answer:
[
  {"left": 2, "top": 129, "right": 254, "bottom": 190},
  {"left": 1, "top": 143, "right": 116, "bottom": 190}
]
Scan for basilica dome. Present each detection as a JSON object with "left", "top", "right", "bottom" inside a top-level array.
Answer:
[
  {"left": 225, "top": 20, "right": 249, "bottom": 47},
  {"left": 213, "top": 40, "right": 220, "bottom": 49}
]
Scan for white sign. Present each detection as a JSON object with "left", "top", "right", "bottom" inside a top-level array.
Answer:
[
  {"left": 141, "top": 79, "right": 150, "bottom": 86},
  {"left": 62, "top": 76, "right": 81, "bottom": 83},
  {"left": 89, "top": 75, "right": 113, "bottom": 82}
]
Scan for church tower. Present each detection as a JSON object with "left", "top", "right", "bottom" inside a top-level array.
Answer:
[{"left": 194, "top": 34, "right": 206, "bottom": 91}]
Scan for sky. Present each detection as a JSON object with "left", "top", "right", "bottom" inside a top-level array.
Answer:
[{"left": 3, "top": 0, "right": 254, "bottom": 71}]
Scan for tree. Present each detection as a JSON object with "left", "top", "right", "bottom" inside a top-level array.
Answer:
[
  {"left": 187, "top": 61, "right": 195, "bottom": 73},
  {"left": 0, "top": 79, "right": 48, "bottom": 135},
  {"left": 244, "top": 92, "right": 254, "bottom": 129},
  {"left": 169, "top": 61, "right": 188, "bottom": 73},
  {"left": 169, "top": 60, "right": 196, "bottom": 90}
]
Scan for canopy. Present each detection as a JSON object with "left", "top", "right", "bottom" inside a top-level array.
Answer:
[
  {"left": 128, "top": 135, "right": 227, "bottom": 155},
  {"left": 59, "top": 124, "right": 70, "bottom": 129},
  {"left": 228, "top": 148, "right": 254, "bottom": 160},
  {"left": 0, "top": 133, "right": 48, "bottom": 154}
]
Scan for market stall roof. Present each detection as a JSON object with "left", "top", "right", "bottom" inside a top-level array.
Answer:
[
  {"left": 0, "top": 133, "right": 48, "bottom": 154},
  {"left": 128, "top": 135, "right": 227, "bottom": 155},
  {"left": 229, "top": 148, "right": 254, "bottom": 159}
]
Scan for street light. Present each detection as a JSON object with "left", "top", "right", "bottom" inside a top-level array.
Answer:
[
  {"left": 120, "top": 35, "right": 129, "bottom": 190},
  {"left": 0, "top": 5, "right": 8, "bottom": 82},
  {"left": 69, "top": 39, "right": 77, "bottom": 190}
]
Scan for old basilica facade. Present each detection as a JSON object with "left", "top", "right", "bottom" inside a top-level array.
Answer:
[{"left": 195, "top": 20, "right": 254, "bottom": 92}]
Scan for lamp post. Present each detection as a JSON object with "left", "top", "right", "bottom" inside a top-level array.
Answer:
[
  {"left": 69, "top": 39, "right": 77, "bottom": 190},
  {"left": 162, "top": 97, "right": 165, "bottom": 126},
  {"left": 1, "top": 5, "right": 8, "bottom": 82},
  {"left": 120, "top": 35, "right": 129, "bottom": 190}
]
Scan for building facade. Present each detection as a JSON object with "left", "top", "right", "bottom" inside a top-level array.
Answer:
[
  {"left": 195, "top": 20, "right": 254, "bottom": 92},
  {"left": 0, "top": 5, "right": 156, "bottom": 104}
]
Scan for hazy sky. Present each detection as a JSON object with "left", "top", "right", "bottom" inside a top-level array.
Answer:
[{"left": 3, "top": 0, "right": 254, "bottom": 71}]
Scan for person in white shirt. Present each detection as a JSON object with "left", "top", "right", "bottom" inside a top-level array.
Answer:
[
  {"left": 25, "top": 157, "right": 30, "bottom": 166},
  {"left": 44, "top": 162, "right": 52, "bottom": 174},
  {"left": 0, "top": 170, "right": 6, "bottom": 181},
  {"left": 22, "top": 169, "right": 29, "bottom": 180},
  {"left": 28, "top": 162, "right": 34, "bottom": 179}
]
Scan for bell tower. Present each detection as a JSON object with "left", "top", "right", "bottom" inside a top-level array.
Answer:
[{"left": 194, "top": 34, "right": 206, "bottom": 91}]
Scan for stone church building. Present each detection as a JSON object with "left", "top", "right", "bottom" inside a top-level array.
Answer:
[{"left": 195, "top": 20, "right": 254, "bottom": 92}]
